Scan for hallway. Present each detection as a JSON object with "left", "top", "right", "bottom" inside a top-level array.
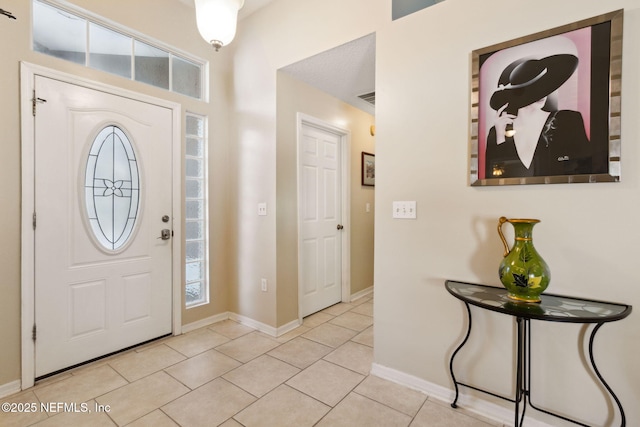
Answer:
[{"left": 1, "top": 295, "right": 498, "bottom": 426}]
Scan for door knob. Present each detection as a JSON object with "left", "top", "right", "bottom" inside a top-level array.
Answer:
[{"left": 337, "top": 224, "right": 344, "bottom": 230}]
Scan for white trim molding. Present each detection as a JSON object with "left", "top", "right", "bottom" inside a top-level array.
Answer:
[
  {"left": 0, "top": 381, "right": 22, "bottom": 399},
  {"left": 350, "top": 285, "right": 373, "bottom": 302},
  {"left": 178, "top": 312, "right": 301, "bottom": 338},
  {"left": 181, "top": 312, "right": 231, "bottom": 334},
  {"left": 229, "top": 313, "right": 302, "bottom": 338},
  {"left": 371, "top": 363, "right": 556, "bottom": 427}
]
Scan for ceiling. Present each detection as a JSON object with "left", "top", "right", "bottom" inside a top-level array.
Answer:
[
  {"left": 177, "top": 0, "right": 275, "bottom": 20},
  {"left": 238, "top": 0, "right": 275, "bottom": 20},
  {"left": 280, "top": 34, "right": 376, "bottom": 116}
]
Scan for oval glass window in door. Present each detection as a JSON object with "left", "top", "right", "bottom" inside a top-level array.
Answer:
[{"left": 84, "top": 125, "right": 140, "bottom": 251}]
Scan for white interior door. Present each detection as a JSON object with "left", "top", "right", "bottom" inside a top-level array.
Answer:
[
  {"left": 299, "top": 121, "right": 344, "bottom": 317},
  {"left": 34, "top": 76, "right": 173, "bottom": 377}
]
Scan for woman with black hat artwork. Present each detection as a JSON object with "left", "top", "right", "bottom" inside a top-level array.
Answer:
[{"left": 485, "top": 54, "right": 593, "bottom": 178}]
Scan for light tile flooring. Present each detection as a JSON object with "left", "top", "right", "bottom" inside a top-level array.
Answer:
[{"left": 1, "top": 296, "right": 501, "bottom": 427}]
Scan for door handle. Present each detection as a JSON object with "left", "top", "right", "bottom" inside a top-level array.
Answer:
[
  {"left": 337, "top": 224, "right": 344, "bottom": 230},
  {"left": 158, "top": 229, "right": 171, "bottom": 240}
]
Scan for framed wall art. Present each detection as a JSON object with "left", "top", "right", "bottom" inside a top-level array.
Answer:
[
  {"left": 362, "top": 152, "right": 375, "bottom": 186},
  {"left": 469, "top": 10, "right": 623, "bottom": 186}
]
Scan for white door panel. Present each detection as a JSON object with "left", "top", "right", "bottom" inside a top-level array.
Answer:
[
  {"left": 299, "top": 123, "right": 343, "bottom": 317},
  {"left": 34, "top": 76, "right": 173, "bottom": 377}
]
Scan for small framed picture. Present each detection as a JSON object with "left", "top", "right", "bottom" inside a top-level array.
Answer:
[
  {"left": 469, "top": 10, "right": 622, "bottom": 186},
  {"left": 361, "top": 152, "right": 375, "bottom": 186}
]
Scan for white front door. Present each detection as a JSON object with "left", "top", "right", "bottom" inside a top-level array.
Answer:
[
  {"left": 33, "top": 76, "right": 173, "bottom": 377},
  {"left": 298, "top": 120, "right": 345, "bottom": 317}
]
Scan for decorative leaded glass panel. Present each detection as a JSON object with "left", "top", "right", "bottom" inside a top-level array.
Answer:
[{"left": 85, "top": 126, "right": 140, "bottom": 251}]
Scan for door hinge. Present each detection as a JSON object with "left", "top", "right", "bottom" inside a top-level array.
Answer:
[
  {"left": 32, "top": 90, "right": 47, "bottom": 116},
  {"left": 32, "top": 324, "right": 36, "bottom": 342},
  {"left": 33, "top": 212, "right": 36, "bottom": 230}
]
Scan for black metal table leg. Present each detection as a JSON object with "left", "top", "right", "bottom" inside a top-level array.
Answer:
[
  {"left": 514, "top": 317, "right": 529, "bottom": 427},
  {"left": 527, "top": 322, "right": 620, "bottom": 427},
  {"left": 449, "top": 302, "right": 472, "bottom": 408},
  {"left": 588, "top": 323, "right": 626, "bottom": 427}
]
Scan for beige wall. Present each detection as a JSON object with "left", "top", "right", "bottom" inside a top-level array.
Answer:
[
  {"left": 374, "top": 1, "right": 640, "bottom": 425},
  {"left": 275, "top": 72, "right": 375, "bottom": 325},
  {"left": 227, "top": 0, "right": 387, "bottom": 328},
  {"left": 231, "top": 0, "right": 640, "bottom": 425},
  {"left": 0, "top": 0, "right": 231, "bottom": 386}
]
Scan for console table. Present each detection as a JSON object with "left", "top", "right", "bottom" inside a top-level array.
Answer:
[{"left": 445, "top": 280, "right": 632, "bottom": 427}]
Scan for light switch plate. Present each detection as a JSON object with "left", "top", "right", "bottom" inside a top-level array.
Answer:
[{"left": 392, "top": 201, "right": 417, "bottom": 219}]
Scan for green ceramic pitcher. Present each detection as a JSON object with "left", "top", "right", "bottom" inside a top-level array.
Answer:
[{"left": 497, "top": 217, "right": 550, "bottom": 303}]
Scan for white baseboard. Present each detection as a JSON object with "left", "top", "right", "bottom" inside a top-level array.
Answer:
[
  {"left": 275, "top": 318, "right": 302, "bottom": 337},
  {"left": 181, "top": 312, "right": 230, "bottom": 334},
  {"left": 228, "top": 313, "right": 302, "bottom": 338},
  {"left": 0, "top": 380, "right": 22, "bottom": 399},
  {"left": 371, "top": 363, "right": 555, "bottom": 427},
  {"left": 350, "top": 285, "right": 373, "bottom": 302},
  {"left": 182, "top": 311, "right": 301, "bottom": 338},
  {"left": 228, "top": 313, "right": 277, "bottom": 336}
]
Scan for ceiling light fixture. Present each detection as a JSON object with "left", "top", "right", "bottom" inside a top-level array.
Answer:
[{"left": 194, "top": 0, "right": 244, "bottom": 52}]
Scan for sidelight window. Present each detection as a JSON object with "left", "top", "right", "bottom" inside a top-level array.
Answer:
[{"left": 185, "top": 114, "right": 209, "bottom": 307}]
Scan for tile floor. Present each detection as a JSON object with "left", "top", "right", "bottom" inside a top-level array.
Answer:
[{"left": 1, "top": 296, "right": 501, "bottom": 427}]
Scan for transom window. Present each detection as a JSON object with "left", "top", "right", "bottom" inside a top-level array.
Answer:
[{"left": 32, "top": 0, "right": 206, "bottom": 100}]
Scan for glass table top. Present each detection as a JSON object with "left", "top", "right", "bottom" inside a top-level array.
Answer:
[{"left": 446, "top": 280, "right": 632, "bottom": 323}]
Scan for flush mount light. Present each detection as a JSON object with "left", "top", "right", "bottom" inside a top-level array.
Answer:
[{"left": 194, "top": 0, "right": 245, "bottom": 51}]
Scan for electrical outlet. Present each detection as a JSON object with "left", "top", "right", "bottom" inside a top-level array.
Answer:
[
  {"left": 392, "top": 201, "right": 417, "bottom": 219},
  {"left": 258, "top": 203, "right": 267, "bottom": 216},
  {"left": 261, "top": 278, "right": 267, "bottom": 292}
]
